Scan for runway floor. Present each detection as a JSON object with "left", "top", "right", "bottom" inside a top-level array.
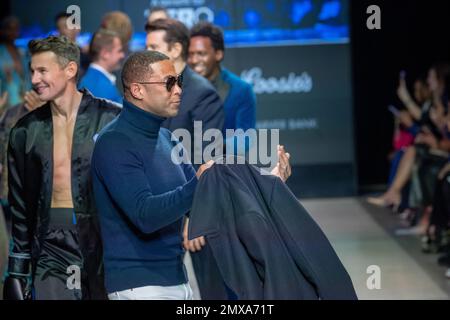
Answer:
[{"left": 185, "top": 197, "right": 450, "bottom": 300}]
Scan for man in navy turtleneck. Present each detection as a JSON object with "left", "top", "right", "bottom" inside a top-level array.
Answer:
[{"left": 91, "top": 50, "right": 212, "bottom": 300}]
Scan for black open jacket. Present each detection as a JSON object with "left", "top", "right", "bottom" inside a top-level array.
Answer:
[
  {"left": 7, "top": 90, "right": 120, "bottom": 299},
  {"left": 189, "top": 159, "right": 357, "bottom": 300}
]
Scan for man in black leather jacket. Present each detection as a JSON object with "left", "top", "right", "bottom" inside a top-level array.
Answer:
[{"left": 3, "top": 36, "right": 120, "bottom": 300}]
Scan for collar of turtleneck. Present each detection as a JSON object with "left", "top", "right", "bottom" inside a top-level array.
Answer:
[{"left": 120, "top": 99, "right": 166, "bottom": 138}]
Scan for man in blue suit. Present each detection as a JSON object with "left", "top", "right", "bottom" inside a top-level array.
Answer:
[
  {"left": 145, "top": 19, "right": 224, "bottom": 167},
  {"left": 188, "top": 22, "right": 256, "bottom": 139},
  {"left": 79, "top": 29, "right": 124, "bottom": 105}
]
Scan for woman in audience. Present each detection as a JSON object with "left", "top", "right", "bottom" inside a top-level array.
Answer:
[{"left": 368, "top": 63, "right": 450, "bottom": 219}]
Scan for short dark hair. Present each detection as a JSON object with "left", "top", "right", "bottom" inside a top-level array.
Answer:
[
  {"left": 149, "top": 6, "right": 168, "bottom": 15},
  {"left": 54, "top": 11, "right": 71, "bottom": 24},
  {"left": 145, "top": 18, "right": 190, "bottom": 61},
  {"left": 121, "top": 50, "right": 170, "bottom": 93},
  {"left": 190, "top": 22, "right": 225, "bottom": 52},
  {"left": 89, "top": 28, "right": 120, "bottom": 61},
  {"left": 28, "top": 35, "right": 80, "bottom": 79}
]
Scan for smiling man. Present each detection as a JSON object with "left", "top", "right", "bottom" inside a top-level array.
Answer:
[
  {"left": 188, "top": 22, "right": 256, "bottom": 136},
  {"left": 4, "top": 36, "right": 120, "bottom": 300},
  {"left": 91, "top": 50, "right": 213, "bottom": 300}
]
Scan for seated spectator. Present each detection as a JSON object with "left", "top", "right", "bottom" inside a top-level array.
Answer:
[
  {"left": 79, "top": 29, "right": 125, "bottom": 105},
  {"left": 368, "top": 63, "right": 450, "bottom": 229},
  {"left": 388, "top": 76, "right": 431, "bottom": 187},
  {"left": 423, "top": 75, "right": 450, "bottom": 253}
]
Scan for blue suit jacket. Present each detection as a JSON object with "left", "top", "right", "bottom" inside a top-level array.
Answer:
[
  {"left": 79, "top": 66, "right": 122, "bottom": 105},
  {"left": 221, "top": 68, "right": 256, "bottom": 132}
]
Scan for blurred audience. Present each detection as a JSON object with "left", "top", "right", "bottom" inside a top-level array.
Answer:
[
  {"left": 368, "top": 63, "right": 450, "bottom": 279},
  {"left": 0, "top": 16, "right": 31, "bottom": 109}
]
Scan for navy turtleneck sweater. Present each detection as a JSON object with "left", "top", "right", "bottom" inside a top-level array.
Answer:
[{"left": 91, "top": 99, "right": 198, "bottom": 293}]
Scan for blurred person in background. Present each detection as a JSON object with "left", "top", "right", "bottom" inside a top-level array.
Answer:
[
  {"left": 423, "top": 74, "right": 450, "bottom": 256},
  {"left": 79, "top": 29, "right": 125, "bottom": 105},
  {"left": 100, "top": 11, "right": 133, "bottom": 95},
  {"left": 0, "top": 16, "right": 31, "bottom": 109},
  {"left": 55, "top": 12, "right": 80, "bottom": 43},
  {"left": 368, "top": 63, "right": 450, "bottom": 236},
  {"left": 100, "top": 11, "right": 133, "bottom": 53},
  {"left": 54, "top": 12, "right": 90, "bottom": 75},
  {"left": 384, "top": 76, "right": 431, "bottom": 212},
  {"left": 146, "top": 6, "right": 170, "bottom": 25}
]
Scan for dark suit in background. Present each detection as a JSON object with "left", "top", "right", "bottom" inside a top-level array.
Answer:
[{"left": 162, "top": 66, "right": 224, "bottom": 169}]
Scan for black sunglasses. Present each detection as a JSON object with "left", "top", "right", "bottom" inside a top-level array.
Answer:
[{"left": 136, "top": 75, "right": 183, "bottom": 92}]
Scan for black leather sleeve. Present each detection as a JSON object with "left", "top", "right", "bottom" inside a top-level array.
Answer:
[{"left": 7, "top": 126, "right": 32, "bottom": 275}]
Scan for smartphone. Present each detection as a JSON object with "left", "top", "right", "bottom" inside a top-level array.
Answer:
[{"left": 388, "top": 105, "right": 401, "bottom": 117}]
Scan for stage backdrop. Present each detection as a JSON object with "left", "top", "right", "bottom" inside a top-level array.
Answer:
[{"left": 12, "top": 0, "right": 356, "bottom": 197}]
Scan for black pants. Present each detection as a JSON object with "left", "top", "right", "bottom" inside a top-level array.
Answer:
[
  {"left": 430, "top": 174, "right": 450, "bottom": 236},
  {"left": 33, "top": 208, "right": 83, "bottom": 300},
  {"left": 416, "top": 145, "right": 448, "bottom": 206}
]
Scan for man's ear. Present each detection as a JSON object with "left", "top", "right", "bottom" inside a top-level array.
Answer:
[
  {"left": 129, "top": 83, "right": 144, "bottom": 100},
  {"left": 215, "top": 49, "right": 224, "bottom": 62},
  {"left": 65, "top": 61, "right": 78, "bottom": 81},
  {"left": 169, "top": 42, "right": 183, "bottom": 60}
]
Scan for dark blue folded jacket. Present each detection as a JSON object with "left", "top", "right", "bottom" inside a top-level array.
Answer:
[{"left": 189, "top": 158, "right": 357, "bottom": 300}]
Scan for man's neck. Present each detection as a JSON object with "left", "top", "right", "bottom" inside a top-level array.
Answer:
[
  {"left": 173, "top": 59, "right": 186, "bottom": 75},
  {"left": 208, "top": 66, "right": 222, "bottom": 82},
  {"left": 50, "top": 84, "right": 83, "bottom": 121},
  {"left": 92, "top": 60, "right": 112, "bottom": 74}
]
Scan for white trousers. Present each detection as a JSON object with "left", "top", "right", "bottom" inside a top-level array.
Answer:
[{"left": 108, "top": 283, "right": 194, "bottom": 300}]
